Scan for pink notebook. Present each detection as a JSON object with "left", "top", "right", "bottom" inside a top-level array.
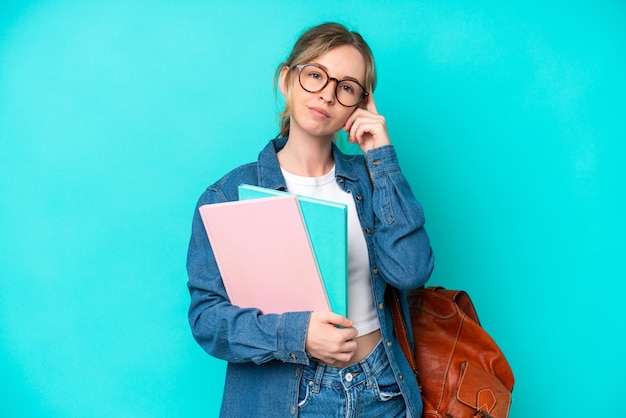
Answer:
[{"left": 199, "top": 194, "right": 330, "bottom": 314}]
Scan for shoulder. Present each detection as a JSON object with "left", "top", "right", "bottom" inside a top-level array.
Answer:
[
  {"left": 195, "top": 138, "right": 285, "bottom": 206},
  {"left": 198, "top": 162, "right": 259, "bottom": 205}
]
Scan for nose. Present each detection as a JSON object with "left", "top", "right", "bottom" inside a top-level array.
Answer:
[{"left": 318, "top": 79, "right": 337, "bottom": 103}]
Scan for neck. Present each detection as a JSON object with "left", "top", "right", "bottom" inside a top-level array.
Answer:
[{"left": 278, "top": 133, "right": 334, "bottom": 177}]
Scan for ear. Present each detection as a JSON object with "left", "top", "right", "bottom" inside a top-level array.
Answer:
[{"left": 278, "top": 66, "right": 290, "bottom": 95}]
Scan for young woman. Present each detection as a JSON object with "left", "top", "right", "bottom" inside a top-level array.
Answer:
[{"left": 187, "top": 22, "right": 434, "bottom": 417}]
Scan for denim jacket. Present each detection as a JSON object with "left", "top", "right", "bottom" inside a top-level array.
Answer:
[{"left": 187, "top": 138, "right": 434, "bottom": 417}]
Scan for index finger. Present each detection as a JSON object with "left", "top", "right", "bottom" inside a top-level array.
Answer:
[{"left": 366, "top": 93, "right": 378, "bottom": 114}]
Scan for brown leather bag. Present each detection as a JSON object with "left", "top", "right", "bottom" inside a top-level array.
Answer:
[{"left": 389, "top": 286, "right": 515, "bottom": 418}]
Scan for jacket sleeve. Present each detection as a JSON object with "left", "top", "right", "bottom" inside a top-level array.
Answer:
[
  {"left": 186, "top": 188, "right": 312, "bottom": 365},
  {"left": 365, "top": 145, "right": 435, "bottom": 290}
]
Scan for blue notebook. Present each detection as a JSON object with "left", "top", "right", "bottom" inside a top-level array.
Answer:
[{"left": 238, "top": 184, "right": 348, "bottom": 317}]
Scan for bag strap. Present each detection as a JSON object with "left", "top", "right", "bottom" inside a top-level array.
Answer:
[
  {"left": 388, "top": 287, "right": 422, "bottom": 391},
  {"left": 429, "top": 287, "right": 481, "bottom": 326}
]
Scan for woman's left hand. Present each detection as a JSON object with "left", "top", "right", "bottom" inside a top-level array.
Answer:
[{"left": 343, "top": 95, "right": 391, "bottom": 154}]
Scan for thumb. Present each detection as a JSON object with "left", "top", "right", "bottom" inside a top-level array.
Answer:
[{"left": 318, "top": 311, "right": 353, "bottom": 328}]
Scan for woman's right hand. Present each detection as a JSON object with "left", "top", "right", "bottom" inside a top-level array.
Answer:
[{"left": 305, "top": 311, "right": 358, "bottom": 365}]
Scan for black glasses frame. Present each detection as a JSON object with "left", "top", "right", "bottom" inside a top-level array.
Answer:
[{"left": 295, "top": 64, "right": 369, "bottom": 107}]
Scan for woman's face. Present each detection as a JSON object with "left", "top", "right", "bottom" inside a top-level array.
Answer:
[{"left": 280, "top": 45, "right": 367, "bottom": 140}]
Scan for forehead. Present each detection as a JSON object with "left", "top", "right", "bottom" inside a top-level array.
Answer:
[{"left": 311, "top": 45, "right": 367, "bottom": 82}]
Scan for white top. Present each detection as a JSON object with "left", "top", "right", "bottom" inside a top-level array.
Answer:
[{"left": 281, "top": 166, "right": 381, "bottom": 337}]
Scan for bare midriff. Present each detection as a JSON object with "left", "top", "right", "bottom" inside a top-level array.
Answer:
[{"left": 331, "top": 329, "right": 382, "bottom": 369}]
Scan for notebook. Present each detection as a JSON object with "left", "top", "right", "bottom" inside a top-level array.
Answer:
[
  {"left": 238, "top": 184, "right": 348, "bottom": 317},
  {"left": 198, "top": 194, "right": 330, "bottom": 314}
]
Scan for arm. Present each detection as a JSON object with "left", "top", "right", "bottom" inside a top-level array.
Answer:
[
  {"left": 344, "top": 96, "right": 434, "bottom": 290},
  {"left": 366, "top": 145, "right": 434, "bottom": 290},
  {"left": 186, "top": 189, "right": 311, "bottom": 365}
]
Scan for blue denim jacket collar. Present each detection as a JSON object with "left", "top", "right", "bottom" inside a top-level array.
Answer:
[{"left": 257, "top": 137, "right": 361, "bottom": 190}]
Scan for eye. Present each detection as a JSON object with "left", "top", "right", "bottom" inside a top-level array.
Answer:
[
  {"left": 308, "top": 70, "right": 324, "bottom": 80},
  {"left": 338, "top": 82, "right": 356, "bottom": 95}
]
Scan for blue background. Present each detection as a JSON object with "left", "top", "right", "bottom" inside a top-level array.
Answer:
[{"left": 1, "top": 1, "right": 624, "bottom": 416}]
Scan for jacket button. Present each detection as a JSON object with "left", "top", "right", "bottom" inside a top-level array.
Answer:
[
  {"left": 365, "top": 227, "right": 372, "bottom": 234},
  {"left": 378, "top": 303, "right": 384, "bottom": 310},
  {"left": 373, "top": 268, "right": 379, "bottom": 274},
  {"left": 398, "top": 374, "right": 404, "bottom": 380},
  {"left": 373, "top": 160, "right": 382, "bottom": 166},
  {"left": 356, "top": 195, "right": 362, "bottom": 201},
  {"left": 387, "top": 341, "right": 393, "bottom": 347},
  {"left": 290, "top": 353, "right": 297, "bottom": 360}
]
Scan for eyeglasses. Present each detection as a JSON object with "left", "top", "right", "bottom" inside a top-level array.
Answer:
[{"left": 295, "top": 64, "right": 369, "bottom": 107}]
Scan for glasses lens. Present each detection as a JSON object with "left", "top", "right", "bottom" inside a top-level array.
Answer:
[
  {"left": 299, "top": 65, "right": 327, "bottom": 92},
  {"left": 336, "top": 80, "right": 364, "bottom": 107}
]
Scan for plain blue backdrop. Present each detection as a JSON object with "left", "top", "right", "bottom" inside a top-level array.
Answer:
[{"left": 1, "top": 1, "right": 625, "bottom": 416}]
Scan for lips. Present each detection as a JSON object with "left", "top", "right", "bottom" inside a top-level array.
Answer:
[{"left": 308, "top": 106, "right": 330, "bottom": 119}]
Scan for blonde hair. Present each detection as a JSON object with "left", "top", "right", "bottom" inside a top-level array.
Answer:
[{"left": 274, "top": 22, "right": 377, "bottom": 138}]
